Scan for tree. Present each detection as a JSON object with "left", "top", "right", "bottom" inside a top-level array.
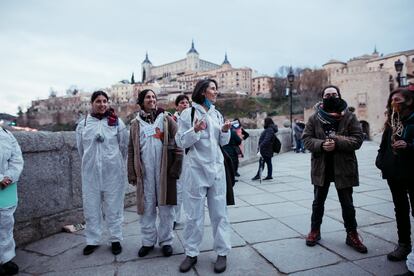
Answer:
[
  {"left": 131, "top": 72, "right": 135, "bottom": 84},
  {"left": 296, "top": 68, "right": 328, "bottom": 108}
]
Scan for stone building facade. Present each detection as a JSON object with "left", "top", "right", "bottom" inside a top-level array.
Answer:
[
  {"left": 319, "top": 48, "right": 414, "bottom": 138},
  {"left": 251, "top": 76, "right": 274, "bottom": 97},
  {"left": 141, "top": 42, "right": 253, "bottom": 95}
]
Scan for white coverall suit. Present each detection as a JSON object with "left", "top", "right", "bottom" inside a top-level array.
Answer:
[
  {"left": 175, "top": 103, "right": 231, "bottom": 257},
  {"left": 0, "top": 129, "right": 24, "bottom": 264},
  {"left": 137, "top": 113, "right": 175, "bottom": 247},
  {"left": 76, "top": 115, "right": 128, "bottom": 245}
]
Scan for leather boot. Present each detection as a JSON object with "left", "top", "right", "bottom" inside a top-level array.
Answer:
[
  {"left": 387, "top": 243, "right": 411, "bottom": 261},
  {"left": 214, "top": 255, "right": 227, "bottom": 273},
  {"left": 179, "top": 255, "right": 197, "bottom": 273}
]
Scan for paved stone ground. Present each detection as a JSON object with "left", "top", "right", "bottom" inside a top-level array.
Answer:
[{"left": 14, "top": 141, "right": 410, "bottom": 275}]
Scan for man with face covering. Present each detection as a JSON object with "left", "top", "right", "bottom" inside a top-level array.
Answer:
[
  {"left": 376, "top": 86, "right": 414, "bottom": 274},
  {"left": 302, "top": 85, "right": 367, "bottom": 253}
]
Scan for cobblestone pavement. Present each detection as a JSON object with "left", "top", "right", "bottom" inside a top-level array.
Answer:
[{"left": 14, "top": 141, "right": 409, "bottom": 275}]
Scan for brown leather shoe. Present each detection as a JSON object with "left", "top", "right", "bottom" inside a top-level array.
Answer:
[
  {"left": 214, "top": 255, "right": 227, "bottom": 273},
  {"left": 346, "top": 231, "right": 368, "bottom": 253},
  {"left": 305, "top": 229, "right": 321, "bottom": 246},
  {"left": 179, "top": 255, "right": 197, "bottom": 273}
]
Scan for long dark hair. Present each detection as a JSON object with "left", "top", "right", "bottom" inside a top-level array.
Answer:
[
  {"left": 264, "top": 117, "right": 275, "bottom": 129},
  {"left": 192, "top": 78, "right": 218, "bottom": 104},
  {"left": 385, "top": 87, "right": 414, "bottom": 126},
  {"left": 91, "top": 91, "right": 109, "bottom": 103},
  {"left": 137, "top": 89, "right": 156, "bottom": 107}
]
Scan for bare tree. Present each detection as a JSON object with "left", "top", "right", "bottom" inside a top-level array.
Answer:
[{"left": 296, "top": 69, "right": 328, "bottom": 108}]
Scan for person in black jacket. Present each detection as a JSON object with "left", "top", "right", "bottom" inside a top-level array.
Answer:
[
  {"left": 376, "top": 86, "right": 414, "bottom": 268},
  {"left": 222, "top": 126, "right": 242, "bottom": 182},
  {"left": 252, "top": 117, "right": 278, "bottom": 181}
]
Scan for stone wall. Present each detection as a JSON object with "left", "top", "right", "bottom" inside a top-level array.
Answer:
[{"left": 12, "top": 128, "right": 291, "bottom": 245}]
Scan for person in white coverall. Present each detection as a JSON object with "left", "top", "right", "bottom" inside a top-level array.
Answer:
[
  {"left": 76, "top": 91, "right": 128, "bottom": 256},
  {"left": 172, "top": 94, "right": 190, "bottom": 229},
  {"left": 176, "top": 79, "right": 232, "bottom": 274},
  {"left": 0, "top": 127, "right": 24, "bottom": 276},
  {"left": 127, "top": 89, "right": 182, "bottom": 258}
]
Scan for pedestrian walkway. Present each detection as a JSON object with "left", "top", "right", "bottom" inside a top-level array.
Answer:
[{"left": 13, "top": 141, "right": 408, "bottom": 275}]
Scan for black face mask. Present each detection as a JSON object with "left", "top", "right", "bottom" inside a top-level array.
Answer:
[{"left": 323, "top": 97, "right": 342, "bottom": 112}]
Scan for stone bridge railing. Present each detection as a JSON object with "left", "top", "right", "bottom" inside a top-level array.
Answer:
[{"left": 12, "top": 128, "right": 292, "bottom": 245}]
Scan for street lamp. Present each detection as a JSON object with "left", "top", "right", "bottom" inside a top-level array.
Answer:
[
  {"left": 287, "top": 68, "right": 295, "bottom": 147},
  {"left": 394, "top": 59, "right": 404, "bottom": 87}
]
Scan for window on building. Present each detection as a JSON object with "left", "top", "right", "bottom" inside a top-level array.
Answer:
[
  {"left": 358, "top": 93, "right": 367, "bottom": 107},
  {"left": 379, "top": 63, "right": 384, "bottom": 69}
]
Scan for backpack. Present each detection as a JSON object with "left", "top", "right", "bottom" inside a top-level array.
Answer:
[{"left": 272, "top": 134, "right": 281, "bottom": 153}]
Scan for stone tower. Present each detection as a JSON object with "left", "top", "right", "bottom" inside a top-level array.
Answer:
[
  {"left": 141, "top": 52, "right": 152, "bottom": 83},
  {"left": 186, "top": 40, "right": 200, "bottom": 72}
]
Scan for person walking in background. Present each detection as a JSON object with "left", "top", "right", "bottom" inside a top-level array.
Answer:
[
  {"left": 0, "top": 127, "right": 24, "bottom": 275},
  {"left": 128, "top": 89, "right": 182, "bottom": 258},
  {"left": 251, "top": 117, "right": 278, "bottom": 181},
  {"left": 231, "top": 118, "right": 249, "bottom": 177},
  {"left": 294, "top": 119, "right": 305, "bottom": 153},
  {"left": 175, "top": 79, "right": 232, "bottom": 273},
  {"left": 76, "top": 91, "right": 128, "bottom": 256},
  {"left": 302, "top": 85, "right": 368, "bottom": 254},
  {"left": 375, "top": 87, "right": 414, "bottom": 273},
  {"left": 172, "top": 94, "right": 190, "bottom": 229}
]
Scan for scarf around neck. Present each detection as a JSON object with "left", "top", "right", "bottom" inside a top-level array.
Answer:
[
  {"left": 316, "top": 100, "right": 348, "bottom": 126},
  {"left": 91, "top": 107, "right": 118, "bottom": 126}
]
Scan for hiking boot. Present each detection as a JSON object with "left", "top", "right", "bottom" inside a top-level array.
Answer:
[
  {"left": 2, "top": 261, "right": 19, "bottom": 275},
  {"left": 179, "top": 255, "right": 197, "bottom": 273},
  {"left": 306, "top": 229, "right": 321, "bottom": 246},
  {"left": 83, "top": 245, "right": 99, "bottom": 255},
  {"left": 162, "top": 245, "right": 173, "bottom": 257},
  {"left": 387, "top": 243, "right": 411, "bottom": 261},
  {"left": 138, "top": 245, "right": 154, "bottom": 257},
  {"left": 263, "top": 176, "right": 273, "bottom": 180},
  {"left": 214, "top": 255, "right": 227, "bottom": 273},
  {"left": 251, "top": 175, "right": 260, "bottom": 181},
  {"left": 111, "top": 242, "right": 122, "bottom": 255},
  {"left": 346, "top": 231, "right": 368, "bottom": 253}
]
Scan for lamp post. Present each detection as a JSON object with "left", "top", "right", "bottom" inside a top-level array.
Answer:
[
  {"left": 287, "top": 68, "right": 295, "bottom": 147},
  {"left": 394, "top": 59, "right": 404, "bottom": 87}
]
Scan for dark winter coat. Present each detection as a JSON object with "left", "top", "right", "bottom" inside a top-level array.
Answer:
[
  {"left": 302, "top": 111, "right": 363, "bottom": 189},
  {"left": 376, "top": 112, "right": 414, "bottom": 181},
  {"left": 223, "top": 129, "right": 242, "bottom": 158},
  {"left": 259, "top": 125, "right": 278, "bottom": 158},
  {"left": 294, "top": 122, "right": 305, "bottom": 140}
]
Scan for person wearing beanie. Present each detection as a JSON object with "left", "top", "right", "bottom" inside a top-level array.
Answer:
[{"left": 303, "top": 85, "right": 368, "bottom": 254}]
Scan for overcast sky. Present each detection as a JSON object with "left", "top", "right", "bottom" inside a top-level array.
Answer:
[{"left": 0, "top": 0, "right": 413, "bottom": 115}]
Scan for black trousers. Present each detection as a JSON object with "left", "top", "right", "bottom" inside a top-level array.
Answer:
[
  {"left": 387, "top": 178, "right": 414, "bottom": 245},
  {"left": 311, "top": 181, "right": 357, "bottom": 232},
  {"left": 256, "top": 156, "right": 272, "bottom": 178}
]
